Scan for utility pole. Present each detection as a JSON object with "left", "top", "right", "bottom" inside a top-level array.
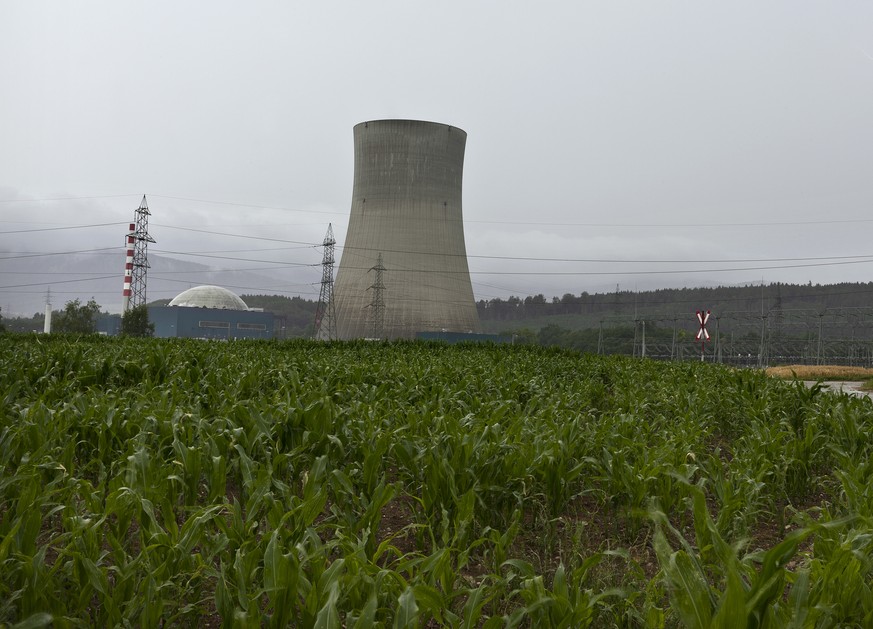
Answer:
[
  {"left": 314, "top": 224, "right": 337, "bottom": 340},
  {"left": 367, "top": 253, "right": 386, "bottom": 339},
  {"left": 641, "top": 320, "right": 646, "bottom": 358},
  {"left": 123, "top": 195, "right": 155, "bottom": 312},
  {"left": 43, "top": 288, "right": 52, "bottom": 334},
  {"left": 758, "top": 313, "right": 768, "bottom": 368},
  {"left": 597, "top": 320, "right": 603, "bottom": 355},
  {"left": 714, "top": 316, "right": 722, "bottom": 363}
]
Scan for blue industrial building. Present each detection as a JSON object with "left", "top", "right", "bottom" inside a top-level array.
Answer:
[
  {"left": 147, "top": 286, "right": 274, "bottom": 340},
  {"left": 98, "top": 286, "right": 273, "bottom": 339}
]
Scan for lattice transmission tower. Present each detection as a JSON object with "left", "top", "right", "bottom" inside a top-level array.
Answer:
[
  {"left": 122, "top": 195, "right": 156, "bottom": 312},
  {"left": 367, "top": 253, "right": 386, "bottom": 339},
  {"left": 314, "top": 224, "right": 337, "bottom": 340}
]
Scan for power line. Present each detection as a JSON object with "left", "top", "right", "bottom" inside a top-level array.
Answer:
[
  {"left": 0, "top": 271, "right": 122, "bottom": 276},
  {"left": 0, "top": 247, "right": 119, "bottom": 260},
  {"left": 149, "top": 195, "right": 345, "bottom": 216},
  {"left": 153, "top": 223, "right": 319, "bottom": 246},
  {"left": 469, "top": 252, "right": 873, "bottom": 265},
  {"left": 0, "top": 194, "right": 138, "bottom": 203},
  {"left": 0, "top": 275, "right": 118, "bottom": 289},
  {"left": 5, "top": 245, "right": 873, "bottom": 280},
  {"left": 6, "top": 213, "right": 873, "bottom": 266},
  {"left": 177, "top": 245, "right": 314, "bottom": 254},
  {"left": 7, "top": 227, "right": 873, "bottom": 267},
  {"left": 143, "top": 194, "right": 873, "bottom": 229},
  {"left": 465, "top": 217, "right": 873, "bottom": 228},
  {"left": 0, "top": 222, "right": 129, "bottom": 234},
  {"left": 338, "top": 257, "right": 873, "bottom": 276},
  {"left": 2, "top": 191, "right": 871, "bottom": 229},
  {"left": 144, "top": 275, "right": 318, "bottom": 295},
  {"left": 150, "top": 248, "right": 319, "bottom": 267},
  {"left": 335, "top": 242, "right": 873, "bottom": 266}
]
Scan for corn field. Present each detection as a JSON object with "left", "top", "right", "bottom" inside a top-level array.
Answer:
[{"left": 2, "top": 335, "right": 873, "bottom": 627}]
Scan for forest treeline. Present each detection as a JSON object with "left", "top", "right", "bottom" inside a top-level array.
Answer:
[
  {"left": 476, "top": 281, "right": 873, "bottom": 323},
  {"left": 4, "top": 282, "right": 872, "bottom": 343}
]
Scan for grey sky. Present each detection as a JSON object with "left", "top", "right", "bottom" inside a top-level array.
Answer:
[{"left": 2, "top": 2, "right": 872, "bottom": 314}]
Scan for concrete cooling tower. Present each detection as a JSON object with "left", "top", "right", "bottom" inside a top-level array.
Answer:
[{"left": 332, "top": 119, "right": 481, "bottom": 340}]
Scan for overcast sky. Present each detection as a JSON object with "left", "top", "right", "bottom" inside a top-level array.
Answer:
[{"left": 2, "top": 2, "right": 873, "bottom": 314}]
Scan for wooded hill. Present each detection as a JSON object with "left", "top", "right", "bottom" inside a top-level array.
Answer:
[
  {"left": 4, "top": 282, "right": 872, "bottom": 343},
  {"left": 477, "top": 282, "right": 873, "bottom": 333}
]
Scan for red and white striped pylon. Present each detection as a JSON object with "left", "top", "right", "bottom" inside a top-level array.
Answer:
[{"left": 121, "top": 222, "right": 135, "bottom": 312}]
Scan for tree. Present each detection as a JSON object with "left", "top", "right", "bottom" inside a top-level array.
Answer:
[
  {"left": 0, "top": 306, "right": 5, "bottom": 334},
  {"left": 54, "top": 298, "right": 101, "bottom": 334},
  {"left": 121, "top": 304, "right": 155, "bottom": 337}
]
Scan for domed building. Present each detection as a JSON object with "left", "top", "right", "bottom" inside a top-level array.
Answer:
[
  {"left": 168, "top": 285, "right": 250, "bottom": 310},
  {"left": 149, "top": 285, "right": 274, "bottom": 339}
]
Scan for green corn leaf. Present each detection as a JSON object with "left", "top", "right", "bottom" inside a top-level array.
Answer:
[
  {"left": 785, "top": 570, "right": 811, "bottom": 628},
  {"left": 314, "top": 581, "right": 341, "bottom": 629},
  {"left": 81, "top": 557, "right": 109, "bottom": 597},
  {"left": 394, "top": 586, "right": 419, "bottom": 629},
  {"left": 711, "top": 565, "right": 747, "bottom": 629},
  {"left": 11, "top": 612, "right": 53, "bottom": 629},
  {"left": 552, "top": 563, "right": 569, "bottom": 602},
  {"left": 481, "top": 617, "right": 505, "bottom": 629},
  {"left": 263, "top": 530, "right": 283, "bottom": 594},
  {"left": 413, "top": 583, "right": 446, "bottom": 621},
  {"left": 653, "top": 529, "right": 712, "bottom": 629},
  {"left": 502, "top": 558, "right": 536, "bottom": 580},
  {"left": 317, "top": 558, "right": 346, "bottom": 596},
  {"left": 215, "top": 562, "right": 234, "bottom": 621},
  {"left": 462, "top": 582, "right": 490, "bottom": 629},
  {"left": 747, "top": 528, "right": 812, "bottom": 617},
  {"left": 0, "top": 516, "right": 22, "bottom": 563},
  {"left": 351, "top": 594, "right": 378, "bottom": 629}
]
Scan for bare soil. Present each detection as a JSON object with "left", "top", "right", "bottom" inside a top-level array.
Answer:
[{"left": 765, "top": 365, "right": 873, "bottom": 381}]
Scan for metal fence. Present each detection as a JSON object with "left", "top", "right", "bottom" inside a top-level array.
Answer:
[{"left": 604, "top": 306, "right": 873, "bottom": 367}]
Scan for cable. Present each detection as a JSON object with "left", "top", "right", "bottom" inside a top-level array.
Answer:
[
  {"left": 175, "top": 246, "right": 315, "bottom": 254},
  {"left": 6, "top": 213, "right": 873, "bottom": 266},
  {"left": 149, "top": 195, "right": 346, "bottom": 216},
  {"left": 465, "top": 253, "right": 873, "bottom": 265},
  {"left": 465, "top": 217, "right": 873, "bottom": 228},
  {"left": 0, "top": 222, "right": 129, "bottom": 234},
  {"left": 149, "top": 194, "right": 873, "bottom": 228},
  {"left": 150, "top": 248, "right": 319, "bottom": 267},
  {"left": 148, "top": 264, "right": 293, "bottom": 274},
  {"left": 153, "top": 223, "right": 319, "bottom": 247},
  {"left": 0, "top": 275, "right": 119, "bottom": 289},
  {"left": 7, "top": 234, "right": 873, "bottom": 268},
  {"left": 146, "top": 275, "right": 318, "bottom": 295},
  {"left": 337, "top": 257, "right": 873, "bottom": 276},
  {"left": 0, "top": 247, "right": 119, "bottom": 260},
  {"left": 0, "top": 194, "right": 137, "bottom": 203},
  {"left": 2, "top": 191, "right": 870, "bottom": 229},
  {"left": 0, "top": 271, "right": 124, "bottom": 276}
]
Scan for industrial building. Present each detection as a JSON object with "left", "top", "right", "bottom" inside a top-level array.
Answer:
[
  {"left": 331, "top": 119, "right": 481, "bottom": 340},
  {"left": 148, "top": 285, "right": 274, "bottom": 339}
]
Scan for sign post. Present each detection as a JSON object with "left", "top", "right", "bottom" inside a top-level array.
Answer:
[{"left": 696, "top": 310, "right": 711, "bottom": 362}]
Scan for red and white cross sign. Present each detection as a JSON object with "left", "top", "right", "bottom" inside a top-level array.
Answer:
[
  {"left": 696, "top": 310, "right": 711, "bottom": 361},
  {"left": 696, "top": 310, "right": 710, "bottom": 341}
]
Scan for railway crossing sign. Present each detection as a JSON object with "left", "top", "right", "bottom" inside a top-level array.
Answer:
[{"left": 696, "top": 310, "right": 711, "bottom": 361}]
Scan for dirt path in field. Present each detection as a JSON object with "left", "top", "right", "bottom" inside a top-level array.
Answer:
[{"left": 804, "top": 380, "right": 873, "bottom": 400}]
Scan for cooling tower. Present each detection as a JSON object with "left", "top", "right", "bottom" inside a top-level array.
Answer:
[{"left": 333, "top": 119, "right": 480, "bottom": 340}]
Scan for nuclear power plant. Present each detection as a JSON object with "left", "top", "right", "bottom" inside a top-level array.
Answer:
[
  {"left": 99, "top": 121, "right": 482, "bottom": 342},
  {"left": 331, "top": 119, "right": 481, "bottom": 340}
]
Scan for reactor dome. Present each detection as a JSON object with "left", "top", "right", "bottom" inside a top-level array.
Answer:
[{"left": 168, "top": 285, "right": 249, "bottom": 310}]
